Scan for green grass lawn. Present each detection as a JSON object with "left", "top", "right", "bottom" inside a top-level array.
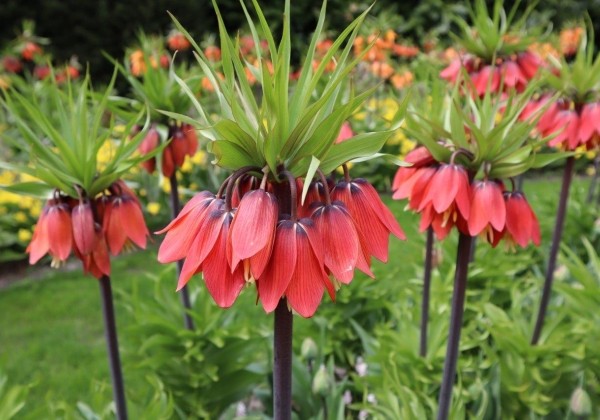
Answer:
[{"left": 0, "top": 176, "right": 593, "bottom": 417}]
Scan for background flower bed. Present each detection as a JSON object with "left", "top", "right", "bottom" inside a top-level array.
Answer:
[{"left": 1, "top": 178, "right": 599, "bottom": 418}]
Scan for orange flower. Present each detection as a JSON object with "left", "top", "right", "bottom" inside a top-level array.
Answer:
[
  {"left": 167, "top": 32, "right": 191, "bottom": 51},
  {"left": 390, "top": 71, "right": 414, "bottom": 89},
  {"left": 560, "top": 27, "right": 583, "bottom": 57}
]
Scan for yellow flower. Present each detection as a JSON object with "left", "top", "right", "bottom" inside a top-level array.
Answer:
[
  {"left": 181, "top": 156, "right": 193, "bottom": 173},
  {"left": 97, "top": 141, "right": 117, "bottom": 170},
  {"left": 139, "top": 188, "right": 147, "bottom": 197},
  {"left": 18, "top": 228, "right": 32, "bottom": 242},
  {"left": 30, "top": 202, "right": 42, "bottom": 217},
  {"left": 15, "top": 212, "right": 28, "bottom": 223},
  {"left": 146, "top": 202, "right": 161, "bottom": 215},
  {"left": 162, "top": 178, "right": 171, "bottom": 193},
  {"left": 191, "top": 151, "right": 206, "bottom": 165}
]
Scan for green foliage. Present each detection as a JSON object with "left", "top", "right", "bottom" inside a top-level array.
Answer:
[
  {"left": 1, "top": 73, "right": 152, "bottom": 198},
  {"left": 0, "top": 374, "right": 29, "bottom": 419},
  {"left": 119, "top": 266, "right": 270, "bottom": 418},
  {"left": 169, "top": 0, "right": 401, "bottom": 181}
]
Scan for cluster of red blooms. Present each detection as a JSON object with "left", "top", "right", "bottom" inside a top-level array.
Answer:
[
  {"left": 392, "top": 147, "right": 540, "bottom": 248},
  {"left": 27, "top": 181, "right": 149, "bottom": 278},
  {"left": 440, "top": 51, "right": 542, "bottom": 96},
  {"left": 167, "top": 30, "right": 191, "bottom": 52},
  {"left": 2, "top": 43, "right": 79, "bottom": 83},
  {"left": 157, "top": 169, "right": 405, "bottom": 317},
  {"left": 137, "top": 123, "right": 199, "bottom": 178},
  {"left": 521, "top": 96, "right": 600, "bottom": 151}
]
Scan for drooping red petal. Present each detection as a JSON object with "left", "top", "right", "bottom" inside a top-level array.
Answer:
[
  {"left": 182, "top": 124, "right": 199, "bottom": 155},
  {"left": 177, "top": 207, "right": 229, "bottom": 288},
  {"left": 104, "top": 201, "right": 127, "bottom": 255},
  {"left": 72, "top": 202, "right": 96, "bottom": 255},
  {"left": 468, "top": 181, "right": 506, "bottom": 236},
  {"left": 505, "top": 193, "right": 532, "bottom": 247},
  {"left": 170, "top": 130, "right": 188, "bottom": 168},
  {"left": 332, "top": 182, "right": 392, "bottom": 262},
  {"left": 201, "top": 214, "right": 245, "bottom": 308},
  {"left": 440, "top": 59, "right": 462, "bottom": 82},
  {"left": 157, "top": 196, "right": 220, "bottom": 263},
  {"left": 420, "top": 165, "right": 458, "bottom": 213},
  {"left": 502, "top": 60, "right": 526, "bottom": 89},
  {"left": 284, "top": 224, "right": 331, "bottom": 318},
  {"left": 408, "top": 167, "right": 437, "bottom": 210},
  {"left": 313, "top": 204, "right": 359, "bottom": 284},
  {"left": 120, "top": 199, "right": 149, "bottom": 249},
  {"left": 46, "top": 205, "right": 73, "bottom": 261},
  {"left": 156, "top": 191, "right": 214, "bottom": 234},
  {"left": 353, "top": 179, "right": 405, "bottom": 240},
  {"left": 517, "top": 52, "right": 541, "bottom": 80},
  {"left": 27, "top": 210, "right": 50, "bottom": 264},
  {"left": 161, "top": 146, "right": 175, "bottom": 178},
  {"left": 229, "top": 190, "right": 278, "bottom": 271},
  {"left": 257, "top": 220, "right": 297, "bottom": 313}
]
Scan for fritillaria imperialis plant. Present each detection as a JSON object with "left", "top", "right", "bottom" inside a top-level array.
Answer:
[
  {"left": 156, "top": 1, "right": 406, "bottom": 417},
  {"left": 393, "top": 87, "right": 562, "bottom": 420},
  {"left": 1, "top": 72, "right": 153, "bottom": 420},
  {"left": 114, "top": 34, "right": 201, "bottom": 329},
  {"left": 440, "top": 0, "right": 544, "bottom": 96},
  {"left": 521, "top": 26, "right": 600, "bottom": 345}
]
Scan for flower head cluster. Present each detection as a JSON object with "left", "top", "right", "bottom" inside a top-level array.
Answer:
[
  {"left": 520, "top": 27, "right": 600, "bottom": 152},
  {"left": 441, "top": 51, "right": 542, "bottom": 96},
  {"left": 28, "top": 181, "right": 149, "bottom": 278},
  {"left": 138, "top": 123, "right": 199, "bottom": 177},
  {"left": 393, "top": 147, "right": 540, "bottom": 247},
  {"left": 521, "top": 96, "right": 600, "bottom": 151},
  {"left": 439, "top": 0, "right": 544, "bottom": 96},
  {"left": 158, "top": 168, "right": 404, "bottom": 317}
]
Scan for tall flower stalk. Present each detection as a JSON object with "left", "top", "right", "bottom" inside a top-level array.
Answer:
[
  {"left": 113, "top": 35, "right": 201, "bottom": 330},
  {"left": 394, "top": 82, "right": 561, "bottom": 418},
  {"left": 1, "top": 72, "right": 153, "bottom": 419},
  {"left": 523, "top": 25, "right": 600, "bottom": 344},
  {"left": 155, "top": 1, "right": 407, "bottom": 417}
]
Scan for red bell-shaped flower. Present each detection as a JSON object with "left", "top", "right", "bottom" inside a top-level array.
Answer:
[
  {"left": 311, "top": 201, "right": 369, "bottom": 283},
  {"left": 257, "top": 219, "right": 335, "bottom": 317},
  {"left": 228, "top": 189, "right": 278, "bottom": 279},
  {"left": 502, "top": 191, "right": 541, "bottom": 248},
  {"left": 72, "top": 201, "right": 96, "bottom": 255},
  {"left": 103, "top": 189, "right": 149, "bottom": 256},
  {"left": 332, "top": 179, "right": 405, "bottom": 263},
  {"left": 468, "top": 180, "right": 506, "bottom": 239},
  {"left": 157, "top": 191, "right": 218, "bottom": 264},
  {"left": 80, "top": 230, "right": 111, "bottom": 279},
  {"left": 27, "top": 199, "right": 74, "bottom": 265},
  {"left": 139, "top": 127, "right": 159, "bottom": 174}
]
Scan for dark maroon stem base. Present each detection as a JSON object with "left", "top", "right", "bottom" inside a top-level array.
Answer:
[
  {"left": 99, "top": 275, "right": 128, "bottom": 420},
  {"left": 169, "top": 174, "right": 195, "bottom": 331},
  {"left": 273, "top": 299, "right": 293, "bottom": 420},
  {"left": 420, "top": 227, "right": 434, "bottom": 357},
  {"left": 531, "top": 156, "right": 575, "bottom": 345},
  {"left": 437, "top": 233, "right": 473, "bottom": 420}
]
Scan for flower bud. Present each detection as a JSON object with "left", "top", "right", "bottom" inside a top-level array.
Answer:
[
  {"left": 312, "top": 364, "right": 330, "bottom": 396},
  {"left": 570, "top": 387, "right": 592, "bottom": 416},
  {"left": 301, "top": 337, "right": 318, "bottom": 361}
]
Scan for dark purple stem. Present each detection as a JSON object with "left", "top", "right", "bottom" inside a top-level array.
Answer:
[
  {"left": 99, "top": 275, "right": 128, "bottom": 420},
  {"left": 419, "top": 227, "right": 434, "bottom": 357},
  {"left": 531, "top": 156, "right": 575, "bottom": 345},
  {"left": 274, "top": 299, "right": 293, "bottom": 420},
  {"left": 169, "top": 174, "right": 195, "bottom": 331},
  {"left": 437, "top": 233, "right": 473, "bottom": 420}
]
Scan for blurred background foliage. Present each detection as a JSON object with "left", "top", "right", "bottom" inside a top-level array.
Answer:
[{"left": 1, "top": 0, "right": 600, "bottom": 84}]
